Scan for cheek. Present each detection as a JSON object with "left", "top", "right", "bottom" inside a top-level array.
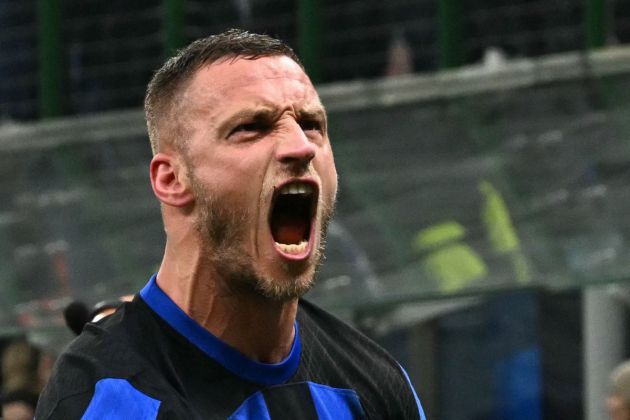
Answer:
[
  {"left": 327, "top": 167, "right": 338, "bottom": 201},
  {"left": 196, "top": 154, "right": 266, "bottom": 197},
  {"left": 319, "top": 153, "right": 338, "bottom": 197}
]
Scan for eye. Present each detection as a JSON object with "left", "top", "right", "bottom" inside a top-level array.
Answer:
[
  {"left": 232, "top": 122, "right": 270, "bottom": 133},
  {"left": 299, "top": 119, "right": 323, "bottom": 133},
  {"left": 228, "top": 121, "right": 271, "bottom": 138}
]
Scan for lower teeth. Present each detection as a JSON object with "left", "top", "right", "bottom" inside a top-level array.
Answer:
[{"left": 276, "top": 240, "right": 308, "bottom": 254}]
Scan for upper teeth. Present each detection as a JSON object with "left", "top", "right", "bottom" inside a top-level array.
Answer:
[{"left": 279, "top": 183, "right": 313, "bottom": 195}]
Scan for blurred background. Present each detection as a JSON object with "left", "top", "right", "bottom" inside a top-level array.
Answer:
[{"left": 2, "top": 0, "right": 630, "bottom": 419}]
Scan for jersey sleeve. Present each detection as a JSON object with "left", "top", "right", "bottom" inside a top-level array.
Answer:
[
  {"left": 78, "top": 378, "right": 160, "bottom": 419},
  {"left": 37, "top": 377, "right": 162, "bottom": 420}
]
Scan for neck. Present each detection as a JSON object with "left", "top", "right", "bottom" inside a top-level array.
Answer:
[{"left": 156, "top": 240, "right": 298, "bottom": 363}]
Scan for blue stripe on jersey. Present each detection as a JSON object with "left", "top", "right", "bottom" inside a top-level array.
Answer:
[
  {"left": 139, "top": 274, "right": 301, "bottom": 386},
  {"left": 307, "top": 382, "right": 365, "bottom": 419},
  {"left": 81, "top": 378, "right": 160, "bottom": 420},
  {"left": 228, "top": 382, "right": 365, "bottom": 420},
  {"left": 228, "top": 392, "right": 271, "bottom": 420},
  {"left": 399, "top": 364, "right": 427, "bottom": 420}
]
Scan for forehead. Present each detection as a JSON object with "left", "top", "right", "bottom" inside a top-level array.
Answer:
[{"left": 184, "top": 56, "right": 322, "bottom": 112}]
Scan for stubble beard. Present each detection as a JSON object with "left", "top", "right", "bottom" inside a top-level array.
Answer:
[{"left": 188, "top": 171, "right": 335, "bottom": 302}]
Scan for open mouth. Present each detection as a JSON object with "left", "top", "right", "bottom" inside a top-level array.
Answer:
[{"left": 270, "top": 181, "right": 317, "bottom": 257}]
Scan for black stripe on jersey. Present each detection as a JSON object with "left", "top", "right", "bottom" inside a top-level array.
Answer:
[{"left": 263, "top": 383, "right": 318, "bottom": 420}]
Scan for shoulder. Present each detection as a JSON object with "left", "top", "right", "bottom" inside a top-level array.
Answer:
[
  {"left": 40, "top": 377, "right": 164, "bottom": 420},
  {"left": 297, "top": 299, "right": 394, "bottom": 367},
  {"left": 60, "top": 300, "right": 149, "bottom": 378},
  {"left": 36, "top": 377, "right": 165, "bottom": 420},
  {"left": 36, "top": 300, "right": 166, "bottom": 420},
  {"left": 297, "top": 299, "right": 426, "bottom": 419}
]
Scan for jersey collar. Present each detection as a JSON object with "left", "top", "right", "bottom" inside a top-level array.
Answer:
[{"left": 139, "top": 274, "right": 301, "bottom": 386}]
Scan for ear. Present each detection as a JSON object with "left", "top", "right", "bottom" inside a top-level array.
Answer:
[{"left": 150, "top": 153, "right": 194, "bottom": 207}]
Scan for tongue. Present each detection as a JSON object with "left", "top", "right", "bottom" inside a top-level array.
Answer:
[{"left": 272, "top": 214, "right": 308, "bottom": 245}]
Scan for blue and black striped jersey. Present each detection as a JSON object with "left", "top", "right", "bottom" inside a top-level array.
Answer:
[{"left": 36, "top": 275, "right": 426, "bottom": 419}]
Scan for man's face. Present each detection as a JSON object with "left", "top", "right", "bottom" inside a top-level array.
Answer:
[{"left": 179, "top": 55, "right": 338, "bottom": 300}]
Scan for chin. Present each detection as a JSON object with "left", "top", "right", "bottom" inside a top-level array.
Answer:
[{"left": 254, "top": 265, "right": 317, "bottom": 302}]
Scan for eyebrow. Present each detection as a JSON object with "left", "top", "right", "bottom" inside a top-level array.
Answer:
[
  {"left": 217, "top": 108, "right": 277, "bottom": 136},
  {"left": 297, "top": 107, "right": 327, "bottom": 125},
  {"left": 219, "top": 105, "right": 328, "bottom": 135}
]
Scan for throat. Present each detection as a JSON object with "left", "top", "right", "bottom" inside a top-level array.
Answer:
[
  {"left": 269, "top": 192, "right": 313, "bottom": 246},
  {"left": 212, "top": 300, "right": 299, "bottom": 363},
  {"left": 271, "top": 213, "right": 309, "bottom": 245}
]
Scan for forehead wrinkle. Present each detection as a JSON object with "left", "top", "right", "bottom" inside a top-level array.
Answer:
[
  {"left": 200, "top": 59, "right": 312, "bottom": 97},
  {"left": 183, "top": 58, "right": 323, "bottom": 135},
  {"left": 221, "top": 94, "right": 321, "bottom": 121},
  {"left": 235, "top": 107, "right": 277, "bottom": 120},
  {"left": 215, "top": 107, "right": 276, "bottom": 137},
  {"left": 228, "top": 102, "right": 325, "bottom": 127}
]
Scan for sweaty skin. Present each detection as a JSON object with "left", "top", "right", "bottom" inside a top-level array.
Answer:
[{"left": 149, "top": 56, "right": 338, "bottom": 363}]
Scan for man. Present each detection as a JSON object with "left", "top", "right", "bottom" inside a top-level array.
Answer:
[
  {"left": 607, "top": 361, "right": 630, "bottom": 420},
  {"left": 36, "top": 29, "right": 426, "bottom": 419}
]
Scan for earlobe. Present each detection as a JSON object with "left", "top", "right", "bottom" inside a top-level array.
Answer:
[{"left": 150, "top": 153, "right": 194, "bottom": 207}]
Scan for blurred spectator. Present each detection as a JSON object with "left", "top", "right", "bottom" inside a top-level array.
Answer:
[
  {"left": 385, "top": 30, "right": 414, "bottom": 77},
  {"left": 63, "top": 295, "right": 135, "bottom": 336},
  {"left": 0, "top": 338, "right": 55, "bottom": 418},
  {"left": 0, "top": 339, "right": 50, "bottom": 419},
  {"left": 607, "top": 360, "right": 630, "bottom": 420},
  {"left": 1, "top": 389, "right": 38, "bottom": 420},
  {"left": 1, "top": 340, "right": 42, "bottom": 395}
]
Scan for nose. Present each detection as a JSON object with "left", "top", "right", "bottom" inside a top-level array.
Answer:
[{"left": 275, "top": 121, "right": 316, "bottom": 170}]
